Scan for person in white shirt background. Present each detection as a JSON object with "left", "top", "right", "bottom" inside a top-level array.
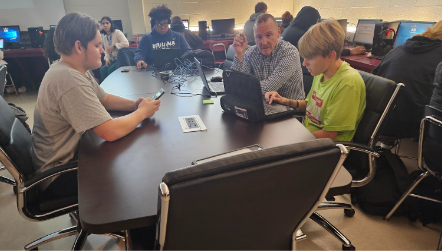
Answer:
[{"left": 99, "top": 16, "right": 129, "bottom": 82}]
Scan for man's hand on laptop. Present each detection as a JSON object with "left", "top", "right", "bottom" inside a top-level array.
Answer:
[
  {"left": 233, "top": 33, "right": 248, "bottom": 62},
  {"left": 137, "top": 60, "right": 148, "bottom": 69},
  {"left": 265, "top": 91, "right": 286, "bottom": 105}
]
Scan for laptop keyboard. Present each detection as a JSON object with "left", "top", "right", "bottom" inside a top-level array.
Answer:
[
  {"left": 263, "top": 104, "right": 281, "bottom": 115},
  {"left": 209, "top": 82, "right": 225, "bottom": 92}
]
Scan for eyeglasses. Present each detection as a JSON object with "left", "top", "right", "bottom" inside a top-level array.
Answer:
[{"left": 156, "top": 22, "right": 169, "bottom": 27}]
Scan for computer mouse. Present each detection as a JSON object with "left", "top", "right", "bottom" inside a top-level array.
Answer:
[{"left": 210, "top": 76, "right": 223, "bottom": 82}]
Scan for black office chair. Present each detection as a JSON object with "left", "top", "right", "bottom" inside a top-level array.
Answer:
[
  {"left": 222, "top": 44, "right": 235, "bottom": 70},
  {"left": 154, "top": 139, "right": 348, "bottom": 250},
  {"left": 0, "top": 64, "right": 7, "bottom": 98},
  {"left": 384, "top": 106, "right": 442, "bottom": 220},
  {"left": 0, "top": 96, "right": 125, "bottom": 250},
  {"left": 312, "top": 71, "right": 403, "bottom": 247},
  {"left": 116, "top": 47, "right": 137, "bottom": 68},
  {"left": 300, "top": 58, "right": 314, "bottom": 95}
]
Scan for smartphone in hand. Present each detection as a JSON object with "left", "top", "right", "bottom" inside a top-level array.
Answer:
[{"left": 151, "top": 88, "right": 165, "bottom": 100}]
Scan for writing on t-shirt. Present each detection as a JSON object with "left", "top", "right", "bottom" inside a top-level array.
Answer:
[
  {"left": 152, "top": 41, "right": 176, "bottom": 50},
  {"left": 306, "top": 91, "right": 323, "bottom": 125}
]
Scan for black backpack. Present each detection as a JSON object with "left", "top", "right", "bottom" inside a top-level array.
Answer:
[{"left": 351, "top": 150, "right": 418, "bottom": 217}]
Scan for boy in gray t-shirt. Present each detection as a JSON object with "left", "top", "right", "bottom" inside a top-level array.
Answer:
[{"left": 32, "top": 13, "right": 161, "bottom": 193}]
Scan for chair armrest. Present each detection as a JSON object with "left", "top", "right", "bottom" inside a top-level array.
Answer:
[
  {"left": 23, "top": 162, "right": 78, "bottom": 190},
  {"left": 335, "top": 142, "right": 380, "bottom": 158}
]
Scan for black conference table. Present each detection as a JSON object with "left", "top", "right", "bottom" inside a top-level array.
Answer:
[{"left": 78, "top": 66, "right": 352, "bottom": 236}]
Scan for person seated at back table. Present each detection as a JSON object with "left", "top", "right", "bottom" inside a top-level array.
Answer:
[
  {"left": 266, "top": 20, "right": 366, "bottom": 141},
  {"left": 372, "top": 20, "right": 442, "bottom": 139},
  {"left": 232, "top": 13, "right": 305, "bottom": 101},
  {"left": 243, "top": 2, "right": 268, "bottom": 43},
  {"left": 281, "top": 6, "right": 365, "bottom": 56},
  {"left": 170, "top": 16, "right": 203, "bottom": 50},
  {"left": 280, "top": 11, "right": 294, "bottom": 33},
  {"left": 134, "top": 4, "right": 191, "bottom": 69},
  {"left": 32, "top": 12, "right": 161, "bottom": 196},
  {"left": 100, "top": 16, "right": 129, "bottom": 81}
]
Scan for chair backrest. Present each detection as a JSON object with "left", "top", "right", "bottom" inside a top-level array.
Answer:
[
  {"left": 116, "top": 47, "right": 137, "bottom": 68},
  {"left": 223, "top": 44, "right": 235, "bottom": 70},
  {"left": 424, "top": 105, "right": 442, "bottom": 118},
  {"left": 157, "top": 139, "right": 348, "bottom": 250},
  {"left": 0, "top": 96, "right": 34, "bottom": 181},
  {"left": 419, "top": 114, "right": 442, "bottom": 177},
  {"left": 353, "top": 71, "right": 402, "bottom": 147},
  {"left": 0, "top": 65, "right": 7, "bottom": 98}
]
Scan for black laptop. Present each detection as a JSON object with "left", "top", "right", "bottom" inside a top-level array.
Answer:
[
  {"left": 194, "top": 57, "right": 225, "bottom": 95},
  {"left": 152, "top": 48, "right": 181, "bottom": 69},
  {"left": 220, "top": 69, "right": 298, "bottom": 121}
]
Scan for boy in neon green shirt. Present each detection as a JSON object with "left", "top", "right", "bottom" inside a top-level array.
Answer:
[{"left": 265, "top": 20, "right": 366, "bottom": 141}]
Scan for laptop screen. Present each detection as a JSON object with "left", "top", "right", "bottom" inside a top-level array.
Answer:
[
  {"left": 393, "top": 21, "right": 435, "bottom": 48},
  {"left": 194, "top": 57, "right": 210, "bottom": 91},
  {"left": 0, "top": 39, "right": 3, "bottom": 49}
]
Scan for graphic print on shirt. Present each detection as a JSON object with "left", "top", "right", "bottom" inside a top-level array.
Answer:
[
  {"left": 152, "top": 39, "right": 176, "bottom": 50},
  {"left": 306, "top": 91, "right": 323, "bottom": 125}
]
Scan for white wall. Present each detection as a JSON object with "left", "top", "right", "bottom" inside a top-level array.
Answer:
[
  {"left": 64, "top": 0, "right": 134, "bottom": 40},
  {"left": 294, "top": 0, "right": 442, "bottom": 25},
  {"left": 0, "top": 0, "right": 66, "bottom": 30},
  {"left": 128, "top": 0, "right": 147, "bottom": 35}
]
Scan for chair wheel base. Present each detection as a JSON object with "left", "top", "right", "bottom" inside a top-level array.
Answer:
[
  {"left": 344, "top": 209, "right": 355, "bottom": 217},
  {"left": 343, "top": 244, "right": 355, "bottom": 251}
]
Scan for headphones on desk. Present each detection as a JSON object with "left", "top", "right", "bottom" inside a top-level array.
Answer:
[{"left": 375, "top": 27, "right": 396, "bottom": 55}]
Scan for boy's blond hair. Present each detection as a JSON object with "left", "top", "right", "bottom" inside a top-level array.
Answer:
[{"left": 298, "top": 20, "right": 345, "bottom": 60}]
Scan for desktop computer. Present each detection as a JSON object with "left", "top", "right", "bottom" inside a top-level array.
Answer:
[
  {"left": 0, "top": 25, "right": 21, "bottom": 49},
  {"left": 182, "top": 19, "right": 189, "bottom": 30},
  {"left": 211, "top": 18, "right": 235, "bottom": 39},
  {"left": 199, "top": 21, "right": 207, "bottom": 40},
  {"left": 393, "top": 21, "right": 435, "bottom": 48},
  {"left": 113, "top": 20, "right": 123, "bottom": 32},
  {"left": 353, "top": 19, "right": 383, "bottom": 51},
  {"left": 372, "top": 21, "right": 400, "bottom": 56},
  {"left": 28, "top": 26, "right": 45, "bottom": 48}
]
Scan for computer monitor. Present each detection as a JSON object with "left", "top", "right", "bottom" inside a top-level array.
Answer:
[
  {"left": 337, "top": 19, "right": 347, "bottom": 34},
  {"left": 113, "top": 20, "right": 123, "bottom": 32},
  {"left": 211, "top": 18, "right": 235, "bottom": 36},
  {"left": 182, "top": 19, "right": 189, "bottom": 30},
  {"left": 393, "top": 21, "right": 435, "bottom": 48},
  {"left": 0, "top": 25, "right": 21, "bottom": 48},
  {"left": 275, "top": 17, "right": 283, "bottom": 26},
  {"left": 0, "top": 39, "right": 3, "bottom": 49},
  {"left": 50, "top": 25, "right": 57, "bottom": 29},
  {"left": 353, "top": 19, "right": 383, "bottom": 46}
]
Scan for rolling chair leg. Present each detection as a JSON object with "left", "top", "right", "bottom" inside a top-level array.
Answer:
[
  {"left": 384, "top": 171, "right": 430, "bottom": 220},
  {"left": 310, "top": 212, "right": 355, "bottom": 250},
  {"left": 72, "top": 228, "right": 89, "bottom": 251},
  {"left": 317, "top": 202, "right": 355, "bottom": 217},
  {"left": 6, "top": 72, "right": 18, "bottom": 96},
  {"left": 0, "top": 175, "right": 16, "bottom": 185},
  {"left": 25, "top": 226, "right": 78, "bottom": 251}
]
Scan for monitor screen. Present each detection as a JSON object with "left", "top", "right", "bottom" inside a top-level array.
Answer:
[
  {"left": 50, "top": 25, "right": 57, "bottom": 29},
  {"left": 275, "top": 17, "right": 282, "bottom": 26},
  {"left": 0, "top": 26, "right": 21, "bottom": 44},
  {"left": 113, "top": 20, "right": 123, "bottom": 32},
  {"left": 211, "top": 18, "right": 235, "bottom": 36},
  {"left": 182, "top": 19, "right": 189, "bottom": 29},
  {"left": 393, "top": 21, "right": 435, "bottom": 48},
  {"left": 0, "top": 39, "right": 3, "bottom": 49},
  {"left": 337, "top": 19, "right": 347, "bottom": 34},
  {"left": 353, "top": 19, "right": 382, "bottom": 45}
]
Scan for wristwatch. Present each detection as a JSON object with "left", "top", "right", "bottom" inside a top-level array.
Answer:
[{"left": 113, "top": 45, "right": 116, "bottom": 49}]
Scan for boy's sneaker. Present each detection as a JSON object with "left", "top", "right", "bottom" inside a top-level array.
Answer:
[
  {"left": 5, "top": 87, "right": 15, "bottom": 94},
  {"left": 18, "top": 86, "right": 27, "bottom": 93}
]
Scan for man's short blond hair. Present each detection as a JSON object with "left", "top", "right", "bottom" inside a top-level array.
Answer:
[{"left": 298, "top": 20, "right": 345, "bottom": 60}]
